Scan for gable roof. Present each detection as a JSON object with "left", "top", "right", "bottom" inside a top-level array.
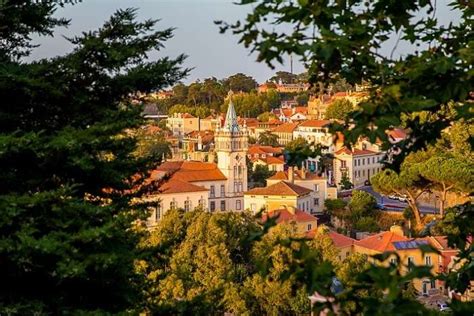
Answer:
[
  {"left": 299, "top": 120, "right": 330, "bottom": 128},
  {"left": 244, "top": 181, "right": 311, "bottom": 196},
  {"left": 157, "top": 161, "right": 227, "bottom": 182},
  {"left": 159, "top": 179, "right": 209, "bottom": 194},
  {"left": 355, "top": 231, "right": 408, "bottom": 252},
  {"left": 329, "top": 231, "right": 356, "bottom": 248},
  {"left": 262, "top": 208, "right": 317, "bottom": 224},
  {"left": 272, "top": 122, "right": 299, "bottom": 133}
]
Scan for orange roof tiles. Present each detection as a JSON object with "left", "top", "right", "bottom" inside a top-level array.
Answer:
[
  {"left": 248, "top": 145, "right": 283, "bottom": 156},
  {"left": 299, "top": 120, "right": 331, "bottom": 128},
  {"left": 159, "top": 179, "right": 208, "bottom": 194},
  {"left": 388, "top": 128, "right": 407, "bottom": 140},
  {"left": 335, "top": 147, "right": 378, "bottom": 156},
  {"left": 245, "top": 181, "right": 312, "bottom": 196},
  {"left": 262, "top": 208, "right": 317, "bottom": 224},
  {"left": 272, "top": 122, "right": 299, "bottom": 133},
  {"left": 328, "top": 231, "right": 356, "bottom": 248},
  {"left": 355, "top": 231, "right": 408, "bottom": 252},
  {"left": 181, "top": 113, "right": 195, "bottom": 118},
  {"left": 157, "top": 161, "right": 227, "bottom": 182}
]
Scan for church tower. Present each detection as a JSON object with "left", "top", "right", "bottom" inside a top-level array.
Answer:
[{"left": 214, "top": 92, "right": 249, "bottom": 211}]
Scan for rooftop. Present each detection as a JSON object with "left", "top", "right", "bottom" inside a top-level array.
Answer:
[
  {"left": 355, "top": 231, "right": 408, "bottom": 252},
  {"left": 298, "top": 120, "right": 331, "bottom": 128},
  {"left": 334, "top": 147, "right": 378, "bottom": 156},
  {"left": 245, "top": 181, "right": 312, "bottom": 196},
  {"left": 261, "top": 208, "right": 317, "bottom": 224}
]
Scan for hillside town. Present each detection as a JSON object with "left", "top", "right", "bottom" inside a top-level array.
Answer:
[
  {"left": 137, "top": 75, "right": 473, "bottom": 307},
  {"left": 2, "top": 1, "right": 472, "bottom": 315}
]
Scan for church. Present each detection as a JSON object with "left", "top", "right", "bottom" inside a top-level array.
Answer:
[{"left": 145, "top": 95, "right": 249, "bottom": 227}]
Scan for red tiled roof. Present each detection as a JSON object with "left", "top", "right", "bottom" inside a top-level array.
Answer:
[
  {"left": 157, "top": 161, "right": 227, "bottom": 182},
  {"left": 388, "top": 128, "right": 407, "bottom": 140},
  {"left": 298, "top": 120, "right": 330, "bottom": 128},
  {"left": 272, "top": 122, "right": 299, "bottom": 133},
  {"left": 248, "top": 145, "right": 283, "bottom": 156},
  {"left": 329, "top": 231, "right": 356, "bottom": 248},
  {"left": 262, "top": 208, "right": 317, "bottom": 224},
  {"left": 355, "top": 231, "right": 408, "bottom": 252},
  {"left": 182, "top": 113, "right": 195, "bottom": 118},
  {"left": 159, "top": 179, "right": 208, "bottom": 194},
  {"left": 245, "top": 181, "right": 311, "bottom": 196},
  {"left": 334, "top": 147, "right": 378, "bottom": 156}
]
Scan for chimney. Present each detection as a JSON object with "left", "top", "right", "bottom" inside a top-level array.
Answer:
[
  {"left": 300, "top": 166, "right": 306, "bottom": 179},
  {"left": 288, "top": 166, "right": 294, "bottom": 183},
  {"left": 390, "top": 225, "right": 404, "bottom": 237}
]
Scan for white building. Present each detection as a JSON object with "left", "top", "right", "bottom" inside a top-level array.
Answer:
[{"left": 333, "top": 147, "right": 384, "bottom": 189}]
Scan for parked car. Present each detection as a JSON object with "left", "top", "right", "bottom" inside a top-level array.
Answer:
[
  {"left": 397, "top": 194, "right": 408, "bottom": 202},
  {"left": 376, "top": 203, "right": 386, "bottom": 210},
  {"left": 388, "top": 194, "right": 398, "bottom": 200},
  {"left": 437, "top": 302, "right": 450, "bottom": 312}
]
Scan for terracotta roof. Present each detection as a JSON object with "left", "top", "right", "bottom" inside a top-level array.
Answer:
[
  {"left": 185, "top": 130, "right": 214, "bottom": 145},
  {"left": 157, "top": 161, "right": 227, "bottom": 182},
  {"left": 262, "top": 208, "right": 317, "bottom": 224},
  {"left": 159, "top": 179, "right": 208, "bottom": 194},
  {"left": 244, "top": 181, "right": 311, "bottom": 196},
  {"left": 298, "top": 120, "right": 330, "bottom": 128},
  {"left": 267, "top": 170, "right": 326, "bottom": 181},
  {"left": 388, "top": 128, "right": 407, "bottom": 140},
  {"left": 333, "top": 92, "right": 349, "bottom": 97},
  {"left": 248, "top": 145, "right": 283, "bottom": 156},
  {"left": 329, "top": 231, "right": 356, "bottom": 248},
  {"left": 265, "top": 156, "right": 285, "bottom": 165},
  {"left": 272, "top": 122, "right": 299, "bottom": 133},
  {"left": 355, "top": 231, "right": 408, "bottom": 252},
  {"left": 182, "top": 113, "right": 195, "bottom": 118},
  {"left": 334, "top": 147, "right": 378, "bottom": 156}
]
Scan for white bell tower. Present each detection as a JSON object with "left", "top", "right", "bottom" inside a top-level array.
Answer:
[{"left": 214, "top": 91, "right": 249, "bottom": 211}]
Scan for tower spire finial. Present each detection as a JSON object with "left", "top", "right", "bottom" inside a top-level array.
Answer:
[{"left": 223, "top": 90, "right": 239, "bottom": 133}]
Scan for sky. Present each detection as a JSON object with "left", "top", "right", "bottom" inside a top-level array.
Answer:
[{"left": 28, "top": 0, "right": 460, "bottom": 85}]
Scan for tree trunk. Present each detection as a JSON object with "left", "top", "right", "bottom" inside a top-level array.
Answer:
[{"left": 406, "top": 193, "right": 423, "bottom": 230}]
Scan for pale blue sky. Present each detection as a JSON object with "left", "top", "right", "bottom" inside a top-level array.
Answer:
[{"left": 28, "top": 0, "right": 459, "bottom": 84}]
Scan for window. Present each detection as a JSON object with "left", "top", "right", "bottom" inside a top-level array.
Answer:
[
  {"left": 210, "top": 201, "right": 215, "bottom": 212},
  {"left": 372, "top": 157, "right": 375, "bottom": 164},
  {"left": 314, "top": 184, "right": 319, "bottom": 192},
  {"left": 238, "top": 166, "right": 242, "bottom": 176},
  {"left": 341, "top": 160, "right": 347, "bottom": 168},
  {"left": 198, "top": 197, "right": 206, "bottom": 209},
  {"left": 155, "top": 202, "right": 161, "bottom": 221},
  {"left": 362, "top": 158, "right": 365, "bottom": 165},
  {"left": 236, "top": 200, "right": 242, "bottom": 210},
  {"left": 314, "top": 198, "right": 320, "bottom": 206},
  {"left": 346, "top": 251, "right": 350, "bottom": 257},
  {"left": 362, "top": 170, "right": 365, "bottom": 176},
  {"left": 306, "top": 201, "right": 309, "bottom": 211},
  {"left": 220, "top": 200, "right": 226, "bottom": 211},
  {"left": 251, "top": 203, "right": 256, "bottom": 212},
  {"left": 390, "top": 258, "right": 397, "bottom": 265},
  {"left": 184, "top": 199, "right": 191, "bottom": 212},
  {"left": 234, "top": 166, "right": 237, "bottom": 177},
  {"left": 210, "top": 185, "right": 215, "bottom": 198},
  {"left": 408, "top": 256, "right": 415, "bottom": 271},
  {"left": 170, "top": 199, "right": 177, "bottom": 210},
  {"left": 307, "top": 224, "right": 312, "bottom": 231},
  {"left": 425, "top": 256, "right": 432, "bottom": 266},
  {"left": 220, "top": 185, "right": 225, "bottom": 197}
]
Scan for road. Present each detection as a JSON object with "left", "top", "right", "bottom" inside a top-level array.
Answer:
[{"left": 357, "top": 186, "right": 439, "bottom": 214}]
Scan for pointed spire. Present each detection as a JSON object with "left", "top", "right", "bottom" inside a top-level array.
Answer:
[{"left": 223, "top": 90, "right": 240, "bottom": 133}]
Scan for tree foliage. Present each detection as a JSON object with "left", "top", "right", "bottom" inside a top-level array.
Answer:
[
  {"left": 325, "top": 98, "right": 354, "bottom": 120},
  {"left": 0, "top": 4, "right": 188, "bottom": 313},
  {"left": 258, "top": 131, "right": 279, "bottom": 147}
]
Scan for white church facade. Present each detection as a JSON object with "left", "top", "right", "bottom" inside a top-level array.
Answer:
[{"left": 145, "top": 94, "right": 249, "bottom": 226}]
